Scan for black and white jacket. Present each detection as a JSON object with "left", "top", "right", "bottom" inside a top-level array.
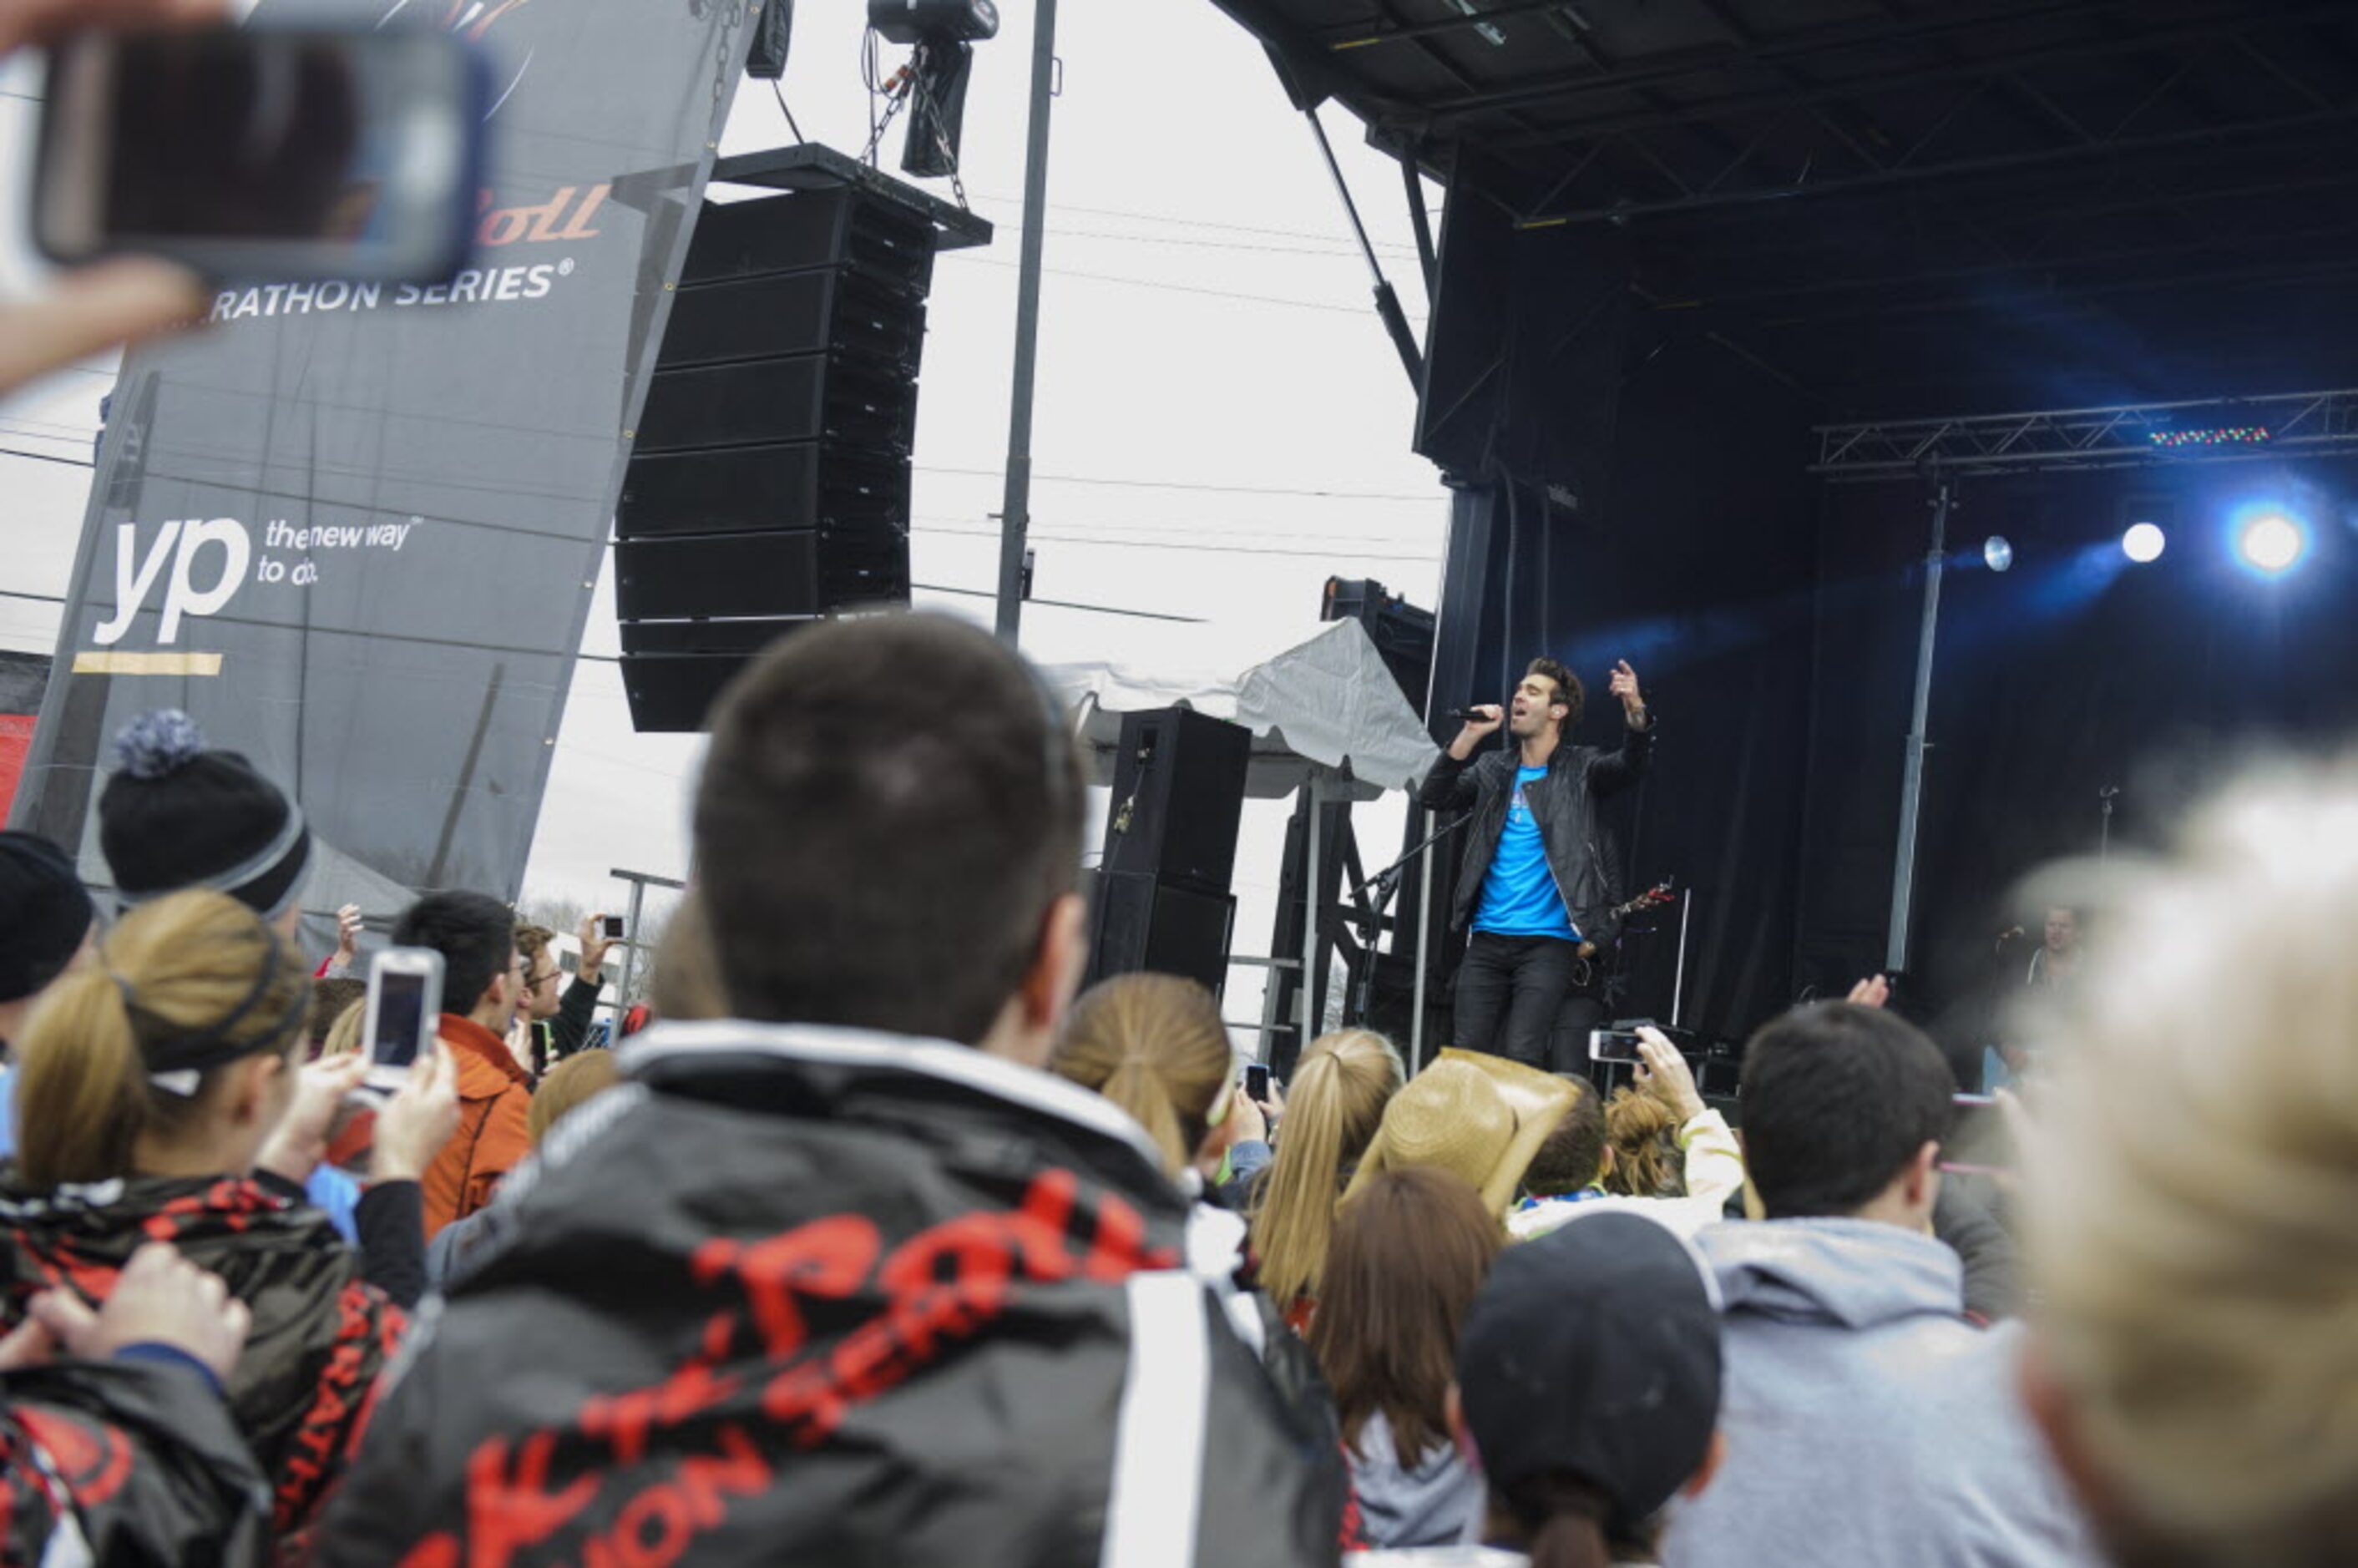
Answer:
[{"left": 317, "top": 1020, "right": 1349, "bottom": 1568}]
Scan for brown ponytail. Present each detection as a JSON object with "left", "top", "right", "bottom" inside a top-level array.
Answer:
[
  {"left": 1507, "top": 1474, "right": 1620, "bottom": 1568},
  {"left": 15, "top": 890, "right": 311, "bottom": 1187},
  {"left": 1249, "top": 1028, "right": 1403, "bottom": 1309},
  {"left": 1050, "top": 974, "right": 1232, "bottom": 1178}
]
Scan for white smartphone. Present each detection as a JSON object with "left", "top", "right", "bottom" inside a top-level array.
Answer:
[
  {"left": 1589, "top": 1027, "right": 1646, "bottom": 1065},
  {"left": 363, "top": 947, "right": 443, "bottom": 1080},
  {"left": 33, "top": 25, "right": 489, "bottom": 284}
]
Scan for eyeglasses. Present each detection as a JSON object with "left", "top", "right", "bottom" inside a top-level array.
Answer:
[{"left": 526, "top": 967, "right": 561, "bottom": 989}]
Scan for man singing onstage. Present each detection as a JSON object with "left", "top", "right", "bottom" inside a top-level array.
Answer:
[{"left": 1419, "top": 657, "right": 1652, "bottom": 1069}]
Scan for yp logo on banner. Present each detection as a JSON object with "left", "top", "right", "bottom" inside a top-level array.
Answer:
[{"left": 94, "top": 519, "right": 250, "bottom": 646}]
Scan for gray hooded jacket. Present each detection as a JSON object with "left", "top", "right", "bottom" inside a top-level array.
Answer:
[{"left": 1663, "top": 1219, "right": 2099, "bottom": 1568}]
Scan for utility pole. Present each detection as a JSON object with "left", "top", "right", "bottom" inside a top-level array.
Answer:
[{"left": 994, "top": 0, "right": 1060, "bottom": 640}]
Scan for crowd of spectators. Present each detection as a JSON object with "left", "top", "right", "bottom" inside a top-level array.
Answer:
[
  {"left": 2, "top": 6, "right": 2354, "bottom": 1560},
  {"left": 2, "top": 604, "right": 2350, "bottom": 1567}
]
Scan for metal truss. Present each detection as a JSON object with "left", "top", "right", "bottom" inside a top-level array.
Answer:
[{"left": 1810, "top": 389, "right": 2358, "bottom": 479}]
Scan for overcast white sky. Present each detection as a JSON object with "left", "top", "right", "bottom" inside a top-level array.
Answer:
[{"left": 0, "top": 0, "right": 1451, "bottom": 1033}]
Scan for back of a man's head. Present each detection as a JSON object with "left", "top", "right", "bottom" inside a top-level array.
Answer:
[
  {"left": 1522, "top": 1075, "right": 1607, "bottom": 1197},
  {"left": 392, "top": 890, "right": 514, "bottom": 1018},
  {"left": 695, "top": 613, "right": 1083, "bottom": 1045},
  {"left": 1738, "top": 1001, "right": 1952, "bottom": 1220}
]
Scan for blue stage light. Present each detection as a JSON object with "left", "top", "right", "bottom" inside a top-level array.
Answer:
[
  {"left": 2122, "top": 523, "right": 2167, "bottom": 564},
  {"left": 1982, "top": 536, "right": 2013, "bottom": 573},
  {"left": 2235, "top": 511, "right": 2308, "bottom": 577}
]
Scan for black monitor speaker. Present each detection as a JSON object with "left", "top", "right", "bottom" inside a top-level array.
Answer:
[
  {"left": 1099, "top": 708, "right": 1251, "bottom": 893},
  {"left": 1086, "top": 871, "right": 1237, "bottom": 996}
]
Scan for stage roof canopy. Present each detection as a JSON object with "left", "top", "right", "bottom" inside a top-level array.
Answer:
[{"left": 1208, "top": 0, "right": 2358, "bottom": 411}]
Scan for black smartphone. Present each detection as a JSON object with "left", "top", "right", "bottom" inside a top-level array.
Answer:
[
  {"left": 363, "top": 947, "right": 444, "bottom": 1074},
  {"left": 603, "top": 915, "right": 626, "bottom": 941},
  {"left": 1243, "top": 1063, "right": 1272, "bottom": 1102},
  {"left": 1589, "top": 1028, "right": 1646, "bottom": 1065},
  {"left": 34, "top": 25, "right": 489, "bottom": 284}
]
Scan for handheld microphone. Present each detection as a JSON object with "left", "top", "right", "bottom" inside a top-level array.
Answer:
[{"left": 1446, "top": 707, "right": 1499, "bottom": 722}]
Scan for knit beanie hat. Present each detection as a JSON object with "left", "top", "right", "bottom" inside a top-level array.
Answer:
[
  {"left": 0, "top": 831, "right": 94, "bottom": 1005},
  {"left": 98, "top": 710, "right": 311, "bottom": 920}
]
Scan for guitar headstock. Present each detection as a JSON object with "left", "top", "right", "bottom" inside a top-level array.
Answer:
[{"left": 1625, "top": 878, "right": 1677, "bottom": 914}]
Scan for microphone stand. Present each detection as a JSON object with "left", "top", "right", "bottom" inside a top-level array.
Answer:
[
  {"left": 1348, "top": 812, "right": 1473, "bottom": 1027},
  {"left": 2098, "top": 785, "right": 2118, "bottom": 868}
]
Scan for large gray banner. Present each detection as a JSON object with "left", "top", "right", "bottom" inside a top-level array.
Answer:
[{"left": 12, "top": 0, "right": 756, "bottom": 938}]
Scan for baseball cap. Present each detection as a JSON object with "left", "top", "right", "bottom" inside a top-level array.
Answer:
[{"left": 1456, "top": 1207, "right": 1723, "bottom": 1533}]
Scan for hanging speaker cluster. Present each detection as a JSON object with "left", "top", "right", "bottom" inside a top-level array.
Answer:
[{"left": 616, "top": 169, "right": 942, "bottom": 732}]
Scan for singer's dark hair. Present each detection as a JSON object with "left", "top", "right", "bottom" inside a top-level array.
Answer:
[
  {"left": 695, "top": 613, "right": 1086, "bottom": 1046},
  {"left": 1527, "top": 657, "right": 1583, "bottom": 735}
]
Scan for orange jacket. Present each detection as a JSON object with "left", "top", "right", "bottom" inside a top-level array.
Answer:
[{"left": 421, "top": 1014, "right": 534, "bottom": 1238}]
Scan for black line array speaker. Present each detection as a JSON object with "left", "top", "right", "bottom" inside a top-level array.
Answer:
[
  {"left": 1085, "top": 871, "right": 1237, "bottom": 997},
  {"left": 1085, "top": 709, "right": 1252, "bottom": 996},
  {"left": 617, "top": 185, "right": 936, "bottom": 732}
]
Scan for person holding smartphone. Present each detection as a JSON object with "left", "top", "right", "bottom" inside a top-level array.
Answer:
[{"left": 1420, "top": 656, "right": 1654, "bottom": 1070}]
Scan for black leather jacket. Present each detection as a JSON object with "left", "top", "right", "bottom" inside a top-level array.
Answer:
[{"left": 1418, "top": 718, "right": 1655, "bottom": 940}]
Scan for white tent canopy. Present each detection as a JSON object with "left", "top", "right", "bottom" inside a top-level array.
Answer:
[{"left": 1043, "top": 618, "right": 1438, "bottom": 800}]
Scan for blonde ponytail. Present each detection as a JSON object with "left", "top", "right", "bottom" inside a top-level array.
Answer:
[
  {"left": 1050, "top": 974, "right": 1232, "bottom": 1179},
  {"left": 16, "top": 890, "right": 310, "bottom": 1187},
  {"left": 1249, "top": 1027, "right": 1403, "bottom": 1309},
  {"left": 13, "top": 971, "right": 148, "bottom": 1186}
]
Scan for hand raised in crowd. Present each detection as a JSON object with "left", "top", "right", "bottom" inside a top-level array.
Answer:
[
  {"left": 0, "top": 0, "right": 226, "bottom": 399},
  {"left": 1609, "top": 660, "right": 1647, "bottom": 724},
  {"left": 371, "top": 1043, "right": 461, "bottom": 1184},
  {"left": 331, "top": 903, "right": 365, "bottom": 969},
  {"left": 1633, "top": 1025, "right": 1706, "bottom": 1124},
  {"left": 255, "top": 1053, "right": 371, "bottom": 1186},
  {"left": 0, "top": 1243, "right": 250, "bottom": 1385},
  {"left": 1253, "top": 1072, "right": 1286, "bottom": 1126},
  {"left": 577, "top": 913, "right": 614, "bottom": 982},
  {"left": 1228, "top": 1083, "right": 1268, "bottom": 1147},
  {"left": 1847, "top": 973, "right": 1892, "bottom": 1009}
]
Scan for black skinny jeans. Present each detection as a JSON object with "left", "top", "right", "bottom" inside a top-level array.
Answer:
[{"left": 1450, "top": 931, "right": 1605, "bottom": 1071}]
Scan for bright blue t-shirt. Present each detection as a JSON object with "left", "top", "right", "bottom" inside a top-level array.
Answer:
[{"left": 1475, "top": 765, "right": 1580, "bottom": 941}]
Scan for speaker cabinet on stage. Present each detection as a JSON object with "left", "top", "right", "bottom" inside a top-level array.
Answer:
[
  {"left": 1085, "top": 871, "right": 1237, "bottom": 996},
  {"left": 618, "top": 183, "right": 938, "bottom": 733},
  {"left": 1100, "top": 708, "right": 1252, "bottom": 891}
]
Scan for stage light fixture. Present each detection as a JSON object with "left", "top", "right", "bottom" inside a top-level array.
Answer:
[
  {"left": 1981, "top": 536, "right": 2013, "bottom": 573},
  {"left": 868, "top": 0, "right": 999, "bottom": 180},
  {"left": 2122, "top": 522, "right": 2167, "bottom": 564},
  {"left": 2236, "top": 511, "right": 2308, "bottom": 577}
]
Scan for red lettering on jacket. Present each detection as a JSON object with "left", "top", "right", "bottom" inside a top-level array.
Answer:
[
  {"left": 692, "top": 1216, "right": 878, "bottom": 1361},
  {"left": 13, "top": 1409, "right": 132, "bottom": 1508},
  {"left": 463, "top": 1429, "right": 600, "bottom": 1568}
]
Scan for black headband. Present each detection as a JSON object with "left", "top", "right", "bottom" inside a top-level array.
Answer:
[{"left": 113, "top": 923, "right": 309, "bottom": 1090}]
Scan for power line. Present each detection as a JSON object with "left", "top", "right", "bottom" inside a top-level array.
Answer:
[
  {"left": 915, "top": 523, "right": 1438, "bottom": 564},
  {"left": 966, "top": 190, "right": 1422, "bottom": 254},
  {"left": 0, "top": 446, "right": 93, "bottom": 470},
  {"left": 911, "top": 583, "right": 1205, "bottom": 622},
  {"left": 940, "top": 254, "right": 1415, "bottom": 320},
  {"left": 913, "top": 464, "right": 1442, "bottom": 503},
  {"left": 910, "top": 513, "right": 1439, "bottom": 549}
]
